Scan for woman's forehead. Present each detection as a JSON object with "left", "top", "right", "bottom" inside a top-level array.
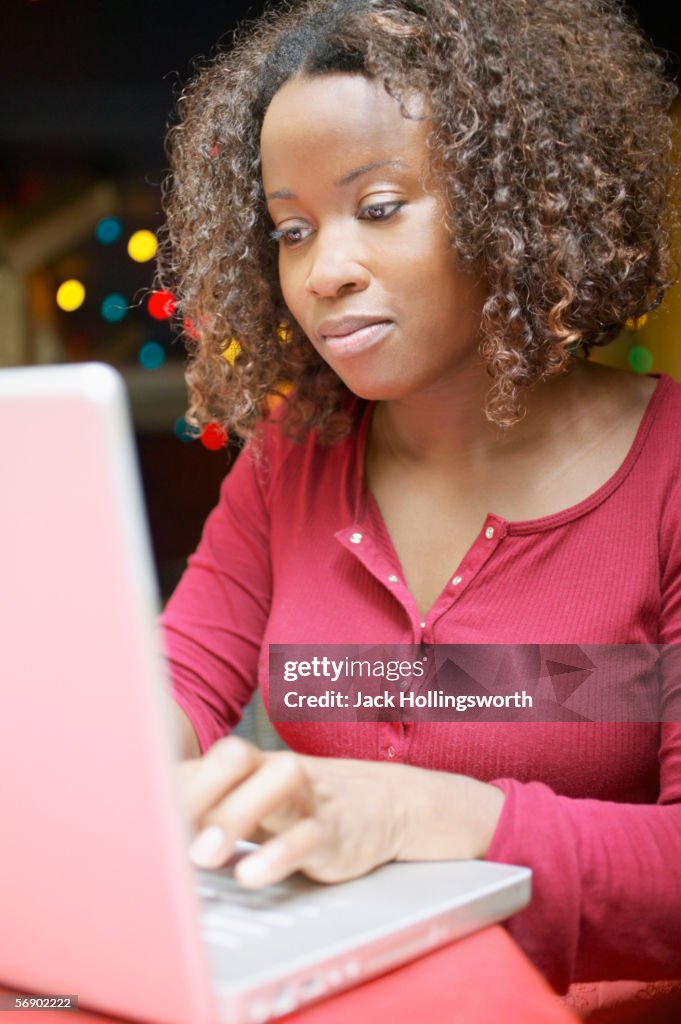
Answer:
[{"left": 260, "top": 74, "right": 430, "bottom": 181}]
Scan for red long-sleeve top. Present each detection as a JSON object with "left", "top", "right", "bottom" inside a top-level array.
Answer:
[{"left": 161, "top": 373, "right": 681, "bottom": 993}]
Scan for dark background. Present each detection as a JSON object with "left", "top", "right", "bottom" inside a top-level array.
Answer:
[{"left": 1, "top": 0, "right": 679, "bottom": 172}]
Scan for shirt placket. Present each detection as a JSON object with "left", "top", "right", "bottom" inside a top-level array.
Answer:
[
  {"left": 335, "top": 525, "right": 413, "bottom": 761},
  {"left": 427, "top": 514, "right": 509, "bottom": 627},
  {"left": 336, "top": 513, "right": 508, "bottom": 763}
]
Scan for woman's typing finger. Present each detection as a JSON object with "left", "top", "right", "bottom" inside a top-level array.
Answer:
[
  {"left": 178, "top": 734, "right": 264, "bottom": 822},
  {"left": 185, "top": 748, "right": 313, "bottom": 869},
  {"left": 196, "top": 751, "right": 312, "bottom": 859},
  {"left": 235, "top": 817, "right": 324, "bottom": 888}
]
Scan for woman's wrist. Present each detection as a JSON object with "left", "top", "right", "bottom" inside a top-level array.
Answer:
[{"left": 389, "top": 764, "right": 506, "bottom": 862}]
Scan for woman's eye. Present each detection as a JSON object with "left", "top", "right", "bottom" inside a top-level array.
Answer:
[
  {"left": 358, "top": 201, "right": 404, "bottom": 222},
  {"left": 270, "top": 225, "right": 312, "bottom": 247},
  {"left": 270, "top": 201, "right": 403, "bottom": 246}
]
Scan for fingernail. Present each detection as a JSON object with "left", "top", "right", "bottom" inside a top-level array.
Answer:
[
  {"left": 237, "top": 857, "right": 268, "bottom": 886},
  {"left": 189, "top": 825, "right": 226, "bottom": 867},
  {"left": 237, "top": 848, "right": 278, "bottom": 887}
]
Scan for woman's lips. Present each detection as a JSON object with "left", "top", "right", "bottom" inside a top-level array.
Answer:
[{"left": 321, "top": 320, "right": 394, "bottom": 357}]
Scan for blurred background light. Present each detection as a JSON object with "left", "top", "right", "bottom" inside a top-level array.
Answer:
[
  {"left": 56, "top": 279, "right": 86, "bottom": 312},
  {"left": 95, "top": 217, "right": 123, "bottom": 245},
  {"left": 147, "top": 290, "right": 175, "bottom": 320},
  {"left": 628, "top": 346, "right": 655, "bottom": 374},
  {"left": 138, "top": 339, "right": 166, "bottom": 370},
  {"left": 128, "top": 229, "right": 157, "bottom": 263},
  {"left": 101, "top": 292, "right": 128, "bottom": 323},
  {"left": 200, "top": 422, "right": 228, "bottom": 450},
  {"left": 223, "top": 338, "right": 241, "bottom": 365},
  {"left": 183, "top": 317, "right": 199, "bottom": 340},
  {"left": 174, "top": 416, "right": 196, "bottom": 442}
]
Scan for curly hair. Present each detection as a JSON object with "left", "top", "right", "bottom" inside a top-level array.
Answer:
[{"left": 158, "top": 0, "right": 678, "bottom": 439}]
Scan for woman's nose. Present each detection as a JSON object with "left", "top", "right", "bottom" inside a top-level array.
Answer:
[{"left": 304, "top": 229, "right": 371, "bottom": 298}]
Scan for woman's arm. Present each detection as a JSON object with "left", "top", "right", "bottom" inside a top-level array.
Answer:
[
  {"left": 160, "top": 432, "right": 274, "bottom": 754},
  {"left": 178, "top": 735, "right": 505, "bottom": 884},
  {"left": 486, "top": 763, "right": 681, "bottom": 992},
  {"left": 177, "top": 730, "right": 681, "bottom": 994},
  {"left": 165, "top": 693, "right": 200, "bottom": 759}
]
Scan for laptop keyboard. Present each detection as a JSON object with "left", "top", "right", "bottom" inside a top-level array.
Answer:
[{"left": 196, "top": 869, "right": 347, "bottom": 949}]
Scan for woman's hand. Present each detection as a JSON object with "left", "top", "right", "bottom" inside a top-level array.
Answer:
[{"left": 178, "top": 735, "right": 505, "bottom": 887}]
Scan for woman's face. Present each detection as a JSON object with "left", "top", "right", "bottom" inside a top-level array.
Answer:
[{"left": 260, "top": 73, "right": 488, "bottom": 402}]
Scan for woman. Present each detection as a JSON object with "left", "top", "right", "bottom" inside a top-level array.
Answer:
[{"left": 158, "top": 0, "right": 681, "bottom": 1004}]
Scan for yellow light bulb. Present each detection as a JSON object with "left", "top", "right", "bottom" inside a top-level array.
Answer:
[
  {"left": 127, "top": 229, "right": 158, "bottom": 263},
  {"left": 223, "top": 338, "right": 242, "bottom": 365},
  {"left": 625, "top": 314, "right": 649, "bottom": 332},
  {"left": 56, "top": 279, "right": 86, "bottom": 312}
]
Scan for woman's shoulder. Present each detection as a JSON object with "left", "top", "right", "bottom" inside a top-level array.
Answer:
[
  {"left": 620, "top": 369, "right": 681, "bottom": 459},
  {"left": 245, "top": 396, "right": 367, "bottom": 488},
  {"left": 595, "top": 368, "right": 681, "bottom": 539},
  {"left": 570, "top": 361, "right": 681, "bottom": 459},
  {"left": 587, "top": 363, "right": 681, "bottom": 481}
]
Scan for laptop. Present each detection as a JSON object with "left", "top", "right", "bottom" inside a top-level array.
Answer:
[{"left": 0, "top": 362, "right": 531, "bottom": 1024}]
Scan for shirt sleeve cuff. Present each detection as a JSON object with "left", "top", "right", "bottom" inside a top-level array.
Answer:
[{"left": 485, "top": 777, "right": 581, "bottom": 993}]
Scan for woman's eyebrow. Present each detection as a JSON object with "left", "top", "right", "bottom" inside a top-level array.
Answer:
[
  {"left": 265, "top": 159, "right": 409, "bottom": 201},
  {"left": 336, "top": 158, "right": 409, "bottom": 186}
]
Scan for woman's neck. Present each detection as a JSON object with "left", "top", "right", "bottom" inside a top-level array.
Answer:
[
  {"left": 370, "top": 358, "right": 606, "bottom": 472},
  {"left": 373, "top": 370, "right": 534, "bottom": 465}
]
